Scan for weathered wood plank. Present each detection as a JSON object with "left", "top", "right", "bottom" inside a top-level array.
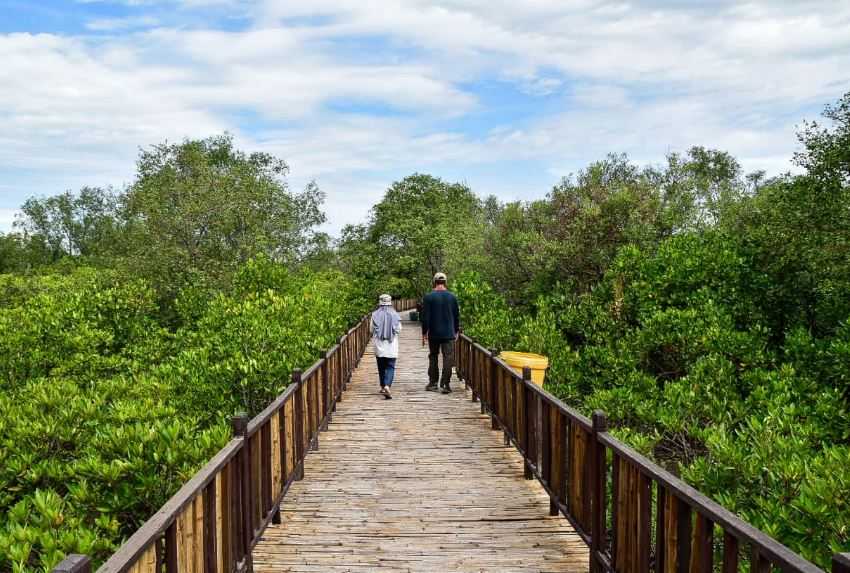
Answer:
[
  {"left": 135, "top": 545, "right": 156, "bottom": 573},
  {"left": 271, "top": 413, "right": 281, "bottom": 499},
  {"left": 193, "top": 495, "right": 204, "bottom": 573},
  {"left": 215, "top": 473, "right": 224, "bottom": 573},
  {"left": 284, "top": 398, "right": 295, "bottom": 482},
  {"left": 569, "top": 422, "right": 589, "bottom": 529}
]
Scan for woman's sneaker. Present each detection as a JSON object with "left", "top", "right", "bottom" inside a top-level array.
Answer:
[
  {"left": 380, "top": 386, "right": 388, "bottom": 396},
  {"left": 384, "top": 387, "right": 392, "bottom": 399},
  {"left": 425, "top": 383, "right": 439, "bottom": 392}
]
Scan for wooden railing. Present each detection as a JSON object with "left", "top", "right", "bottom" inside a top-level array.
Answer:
[
  {"left": 53, "top": 300, "right": 416, "bottom": 573},
  {"left": 455, "top": 334, "right": 847, "bottom": 573},
  {"left": 392, "top": 298, "right": 417, "bottom": 312}
]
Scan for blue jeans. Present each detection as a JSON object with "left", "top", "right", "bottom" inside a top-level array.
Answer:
[{"left": 377, "top": 357, "right": 396, "bottom": 387}]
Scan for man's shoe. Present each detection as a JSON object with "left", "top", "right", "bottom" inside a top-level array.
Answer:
[
  {"left": 440, "top": 385, "right": 452, "bottom": 394},
  {"left": 384, "top": 387, "right": 392, "bottom": 399},
  {"left": 425, "top": 383, "right": 439, "bottom": 392}
]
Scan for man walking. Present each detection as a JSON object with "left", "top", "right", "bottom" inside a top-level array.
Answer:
[{"left": 421, "top": 272, "right": 460, "bottom": 394}]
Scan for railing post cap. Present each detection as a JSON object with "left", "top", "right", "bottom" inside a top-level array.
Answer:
[
  {"left": 231, "top": 413, "right": 249, "bottom": 437},
  {"left": 52, "top": 554, "right": 91, "bottom": 573},
  {"left": 488, "top": 347, "right": 498, "bottom": 357},
  {"left": 591, "top": 410, "right": 608, "bottom": 432},
  {"left": 522, "top": 366, "right": 532, "bottom": 381},
  {"left": 292, "top": 368, "right": 303, "bottom": 383}
]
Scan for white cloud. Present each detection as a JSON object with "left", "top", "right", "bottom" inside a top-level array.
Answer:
[
  {"left": 85, "top": 16, "right": 160, "bottom": 31},
  {"left": 2, "top": 0, "right": 849, "bottom": 235},
  {"left": 253, "top": 0, "right": 850, "bottom": 104}
]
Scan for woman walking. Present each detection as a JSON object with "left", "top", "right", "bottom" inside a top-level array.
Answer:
[{"left": 372, "top": 294, "right": 402, "bottom": 399}]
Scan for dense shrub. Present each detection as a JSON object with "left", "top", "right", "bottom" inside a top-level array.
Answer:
[
  {"left": 0, "top": 263, "right": 371, "bottom": 572},
  {"left": 453, "top": 231, "right": 850, "bottom": 567},
  {"left": 0, "top": 270, "right": 163, "bottom": 390}
]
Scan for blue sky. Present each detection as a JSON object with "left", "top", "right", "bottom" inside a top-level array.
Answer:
[{"left": 2, "top": 0, "right": 850, "bottom": 234}]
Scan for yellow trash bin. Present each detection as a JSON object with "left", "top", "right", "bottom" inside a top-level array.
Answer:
[{"left": 499, "top": 351, "right": 549, "bottom": 387}]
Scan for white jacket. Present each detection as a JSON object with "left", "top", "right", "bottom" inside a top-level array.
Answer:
[{"left": 372, "top": 321, "right": 401, "bottom": 358}]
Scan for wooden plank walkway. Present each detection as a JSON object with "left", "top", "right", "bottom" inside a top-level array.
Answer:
[{"left": 253, "top": 312, "right": 589, "bottom": 572}]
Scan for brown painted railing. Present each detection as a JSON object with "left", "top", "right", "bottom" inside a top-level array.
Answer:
[
  {"left": 53, "top": 300, "right": 416, "bottom": 573},
  {"left": 392, "top": 298, "right": 417, "bottom": 312},
  {"left": 455, "top": 333, "right": 847, "bottom": 573}
]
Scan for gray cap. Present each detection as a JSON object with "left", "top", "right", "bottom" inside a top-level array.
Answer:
[{"left": 379, "top": 294, "right": 393, "bottom": 306}]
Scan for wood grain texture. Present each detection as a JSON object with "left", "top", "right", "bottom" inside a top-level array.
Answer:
[
  {"left": 569, "top": 423, "right": 589, "bottom": 530},
  {"left": 253, "top": 312, "right": 589, "bottom": 572},
  {"left": 663, "top": 489, "right": 678, "bottom": 573},
  {"left": 614, "top": 457, "right": 652, "bottom": 573},
  {"left": 271, "top": 414, "right": 282, "bottom": 499},
  {"left": 284, "top": 399, "right": 295, "bottom": 482},
  {"left": 215, "top": 473, "right": 225, "bottom": 573},
  {"left": 131, "top": 544, "right": 156, "bottom": 573},
  {"left": 193, "top": 495, "right": 204, "bottom": 573}
]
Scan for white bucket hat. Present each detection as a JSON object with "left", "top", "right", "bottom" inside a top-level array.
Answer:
[{"left": 379, "top": 294, "right": 393, "bottom": 306}]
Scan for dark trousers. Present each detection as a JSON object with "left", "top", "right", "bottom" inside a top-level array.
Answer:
[
  {"left": 377, "top": 357, "right": 396, "bottom": 387},
  {"left": 428, "top": 338, "right": 455, "bottom": 387}
]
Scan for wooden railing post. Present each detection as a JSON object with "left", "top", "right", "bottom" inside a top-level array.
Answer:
[
  {"left": 231, "top": 412, "right": 252, "bottom": 573},
  {"left": 489, "top": 348, "right": 499, "bottom": 430},
  {"left": 533, "top": 373, "right": 544, "bottom": 480},
  {"left": 165, "top": 521, "right": 178, "bottom": 573},
  {"left": 232, "top": 413, "right": 249, "bottom": 436},
  {"left": 308, "top": 368, "right": 318, "bottom": 453},
  {"left": 52, "top": 554, "right": 91, "bottom": 573},
  {"left": 203, "top": 479, "right": 218, "bottom": 570},
  {"left": 331, "top": 349, "right": 339, "bottom": 411},
  {"left": 834, "top": 554, "right": 850, "bottom": 573},
  {"left": 523, "top": 366, "right": 534, "bottom": 480},
  {"left": 478, "top": 343, "right": 486, "bottom": 414},
  {"left": 337, "top": 336, "right": 348, "bottom": 396},
  {"left": 292, "top": 370, "right": 305, "bottom": 481},
  {"left": 590, "top": 410, "right": 608, "bottom": 573},
  {"left": 321, "top": 350, "right": 331, "bottom": 431}
]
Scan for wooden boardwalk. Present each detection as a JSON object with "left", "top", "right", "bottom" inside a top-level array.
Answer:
[{"left": 253, "top": 312, "right": 589, "bottom": 573}]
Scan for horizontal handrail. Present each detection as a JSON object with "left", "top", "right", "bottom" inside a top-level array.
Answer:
[
  {"left": 598, "top": 434, "right": 822, "bottom": 573},
  {"left": 455, "top": 332, "right": 832, "bottom": 573},
  {"left": 392, "top": 298, "right": 417, "bottom": 312},
  {"left": 54, "top": 299, "right": 417, "bottom": 573},
  {"left": 95, "top": 439, "right": 243, "bottom": 572}
]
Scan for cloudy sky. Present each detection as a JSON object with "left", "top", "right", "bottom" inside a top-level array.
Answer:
[{"left": 2, "top": 1, "right": 850, "bottom": 234}]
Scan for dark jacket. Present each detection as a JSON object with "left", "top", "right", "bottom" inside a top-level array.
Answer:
[{"left": 421, "top": 289, "right": 459, "bottom": 341}]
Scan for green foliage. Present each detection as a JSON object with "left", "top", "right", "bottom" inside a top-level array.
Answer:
[
  {"left": 450, "top": 106, "right": 850, "bottom": 566},
  {"left": 452, "top": 272, "right": 520, "bottom": 350},
  {"left": 481, "top": 148, "right": 753, "bottom": 304},
  {"left": 163, "top": 262, "right": 369, "bottom": 418},
  {"left": 0, "top": 269, "right": 161, "bottom": 390},
  {"left": 362, "top": 173, "right": 486, "bottom": 296},
  {"left": 0, "top": 261, "right": 370, "bottom": 571},
  {"left": 125, "top": 134, "right": 327, "bottom": 311},
  {"left": 0, "top": 377, "right": 227, "bottom": 572},
  {"left": 15, "top": 187, "right": 123, "bottom": 261},
  {"left": 457, "top": 245, "right": 850, "bottom": 567},
  {"left": 0, "top": 135, "right": 361, "bottom": 572},
  {"left": 4, "top": 91, "right": 850, "bottom": 572},
  {"left": 0, "top": 234, "right": 52, "bottom": 274}
]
